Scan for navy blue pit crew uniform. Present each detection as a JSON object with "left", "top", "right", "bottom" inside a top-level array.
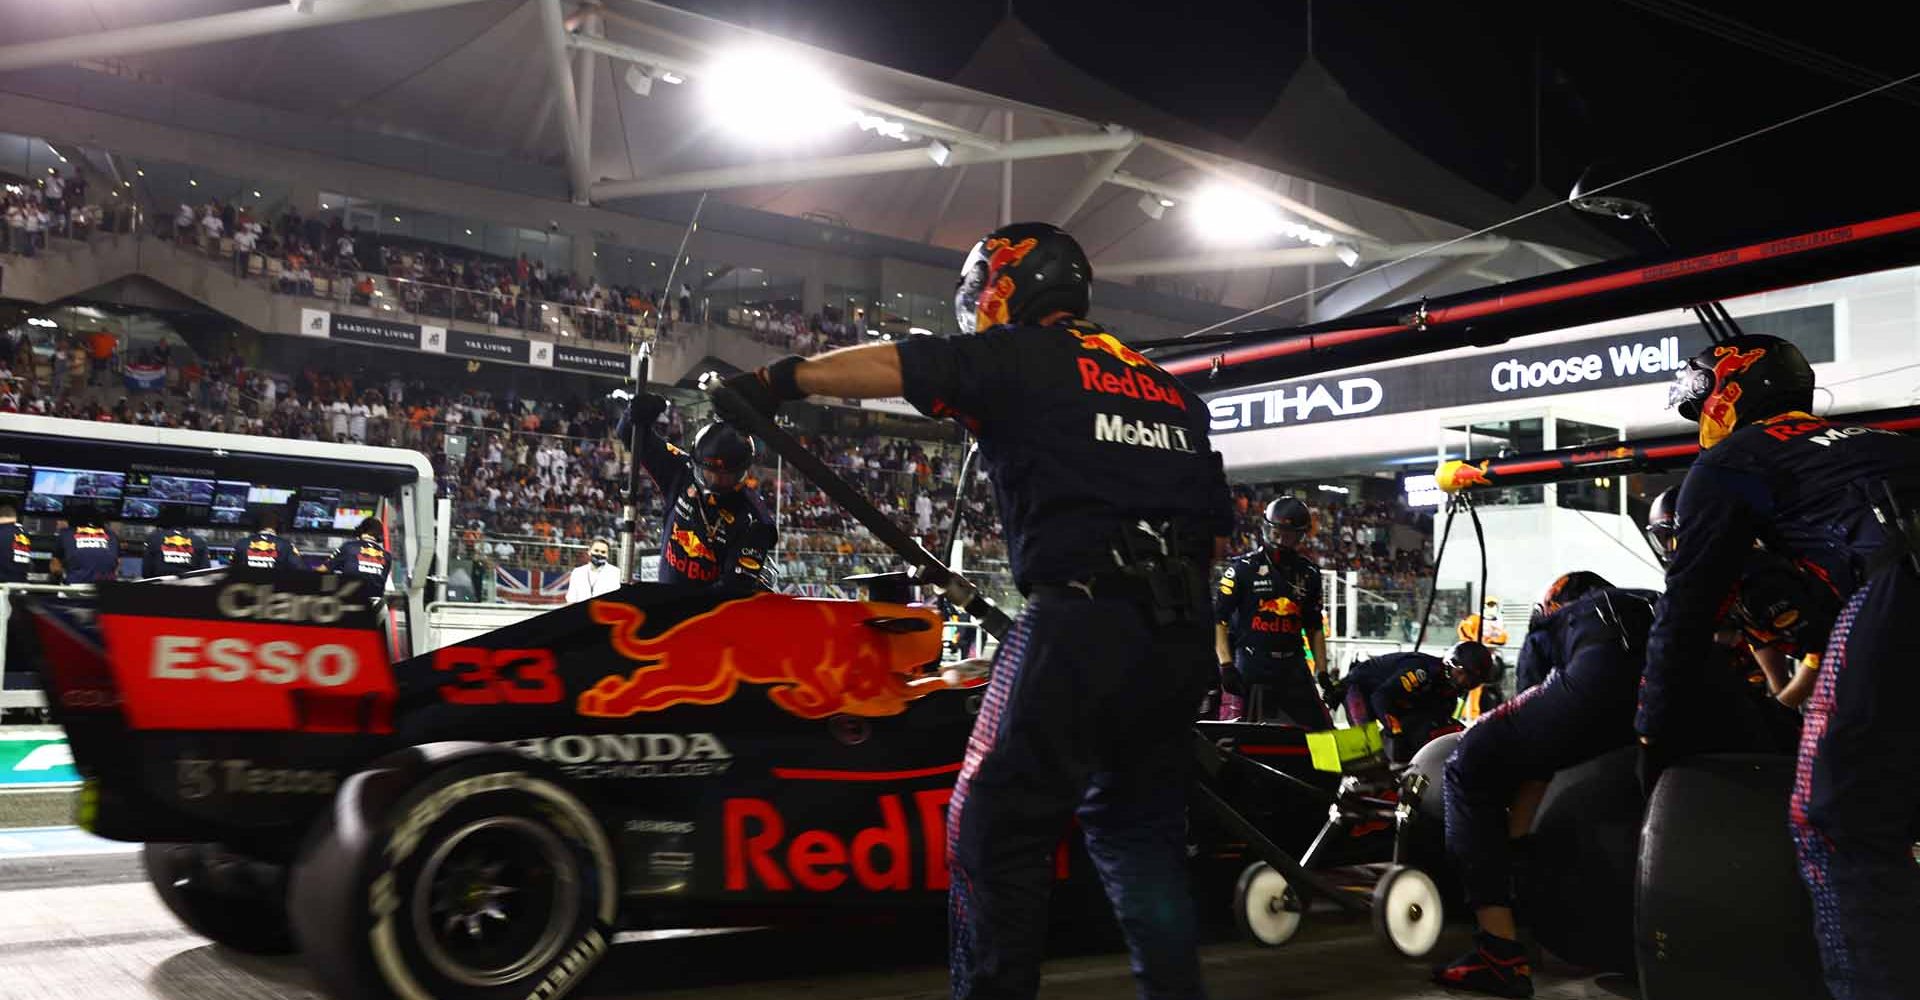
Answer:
[
  {"left": 140, "top": 526, "right": 208, "bottom": 578},
  {"left": 896, "top": 318, "right": 1230, "bottom": 1000},
  {"left": 1215, "top": 545, "right": 1330, "bottom": 727},
  {"left": 327, "top": 536, "right": 391, "bottom": 601},
  {"left": 1642, "top": 410, "right": 1920, "bottom": 1000},
  {"left": 1444, "top": 586, "right": 1656, "bottom": 914},
  {"left": 1346, "top": 651, "right": 1464, "bottom": 763},
  {"left": 636, "top": 427, "right": 775, "bottom": 592},
  {"left": 2, "top": 520, "right": 32, "bottom": 583},
  {"left": 55, "top": 523, "right": 119, "bottom": 584},
  {"left": 237, "top": 529, "right": 300, "bottom": 570}
]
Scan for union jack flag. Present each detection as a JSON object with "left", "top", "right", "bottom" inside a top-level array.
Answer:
[{"left": 494, "top": 567, "right": 569, "bottom": 605}]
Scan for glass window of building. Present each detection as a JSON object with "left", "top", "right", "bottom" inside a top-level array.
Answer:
[{"left": 1555, "top": 418, "right": 1623, "bottom": 513}]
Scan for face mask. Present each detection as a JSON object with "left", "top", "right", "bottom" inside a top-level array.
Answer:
[{"left": 591, "top": 554, "right": 607, "bottom": 566}]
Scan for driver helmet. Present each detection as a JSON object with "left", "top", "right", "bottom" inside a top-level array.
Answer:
[
  {"left": 691, "top": 421, "right": 755, "bottom": 493},
  {"left": 954, "top": 222, "right": 1092, "bottom": 334}
]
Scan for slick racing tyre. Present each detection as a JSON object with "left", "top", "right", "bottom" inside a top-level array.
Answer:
[
  {"left": 1232, "top": 861, "right": 1302, "bottom": 947},
  {"left": 291, "top": 749, "right": 618, "bottom": 1000},
  {"left": 1372, "top": 865, "right": 1444, "bottom": 958},
  {"left": 144, "top": 842, "right": 296, "bottom": 955},
  {"left": 1636, "top": 755, "right": 1829, "bottom": 1000},
  {"left": 1402, "top": 730, "right": 1461, "bottom": 827},
  {"left": 1523, "top": 745, "right": 1641, "bottom": 974}
]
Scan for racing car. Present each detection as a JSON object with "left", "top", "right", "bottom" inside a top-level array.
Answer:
[{"left": 20, "top": 567, "right": 1341, "bottom": 1000}]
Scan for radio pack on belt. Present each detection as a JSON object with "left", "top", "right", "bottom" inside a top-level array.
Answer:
[{"left": 1104, "top": 518, "right": 1211, "bottom": 627}]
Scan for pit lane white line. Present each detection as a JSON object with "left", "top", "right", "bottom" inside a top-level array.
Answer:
[{"left": 0, "top": 825, "right": 140, "bottom": 859}]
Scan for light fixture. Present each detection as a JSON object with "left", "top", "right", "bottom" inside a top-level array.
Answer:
[
  {"left": 623, "top": 64, "right": 653, "bottom": 98},
  {"left": 382, "top": 304, "right": 392, "bottom": 311},
  {"left": 659, "top": 71, "right": 684, "bottom": 85},
  {"left": 135, "top": 169, "right": 145, "bottom": 177},
  {"left": 649, "top": 261, "right": 657, "bottom": 267},
  {"left": 701, "top": 48, "right": 857, "bottom": 143},
  {"left": 1186, "top": 183, "right": 1334, "bottom": 247},
  {"left": 391, "top": 215, "right": 401, "bottom": 223},
  {"left": 1334, "top": 244, "right": 1360, "bottom": 268},
  {"left": 122, "top": 180, "right": 131, "bottom": 187},
  {"left": 706, "top": 270, "right": 714, "bottom": 277},
  {"left": 592, "top": 250, "right": 598, "bottom": 257},
  {"left": 321, "top": 202, "right": 330, "bottom": 209},
  {"left": 1136, "top": 192, "right": 1166, "bottom": 220},
  {"left": 372, "top": 290, "right": 382, "bottom": 297},
  {"left": 464, "top": 228, "right": 473, "bottom": 235},
  {"left": 110, "top": 190, "right": 117, "bottom": 197},
  {"left": 926, "top": 140, "right": 952, "bottom": 167},
  {"left": 252, "top": 190, "right": 262, "bottom": 198},
  {"left": 46, "top": 167, "right": 55, "bottom": 175},
  {"left": 189, "top": 178, "right": 198, "bottom": 186}
]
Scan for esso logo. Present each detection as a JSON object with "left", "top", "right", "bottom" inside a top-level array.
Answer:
[{"left": 148, "top": 635, "right": 361, "bottom": 687}]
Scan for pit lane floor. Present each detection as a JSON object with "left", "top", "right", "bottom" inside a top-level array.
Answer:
[{"left": 0, "top": 836, "right": 1636, "bottom": 1000}]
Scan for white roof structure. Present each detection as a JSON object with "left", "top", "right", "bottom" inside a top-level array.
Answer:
[{"left": 0, "top": 0, "right": 1620, "bottom": 323}]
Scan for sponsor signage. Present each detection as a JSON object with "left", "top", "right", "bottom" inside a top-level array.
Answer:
[
  {"left": 1206, "top": 304, "right": 1835, "bottom": 434},
  {"left": 447, "top": 328, "right": 531, "bottom": 365},
  {"left": 298, "top": 312, "right": 625, "bottom": 377},
  {"left": 504, "top": 732, "right": 733, "bottom": 779},
  {"left": 0, "top": 734, "right": 78, "bottom": 787},
  {"left": 329, "top": 314, "right": 422, "bottom": 350},
  {"left": 177, "top": 758, "right": 339, "bottom": 799}
]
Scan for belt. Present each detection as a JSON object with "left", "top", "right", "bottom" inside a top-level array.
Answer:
[{"left": 1028, "top": 575, "right": 1157, "bottom": 605}]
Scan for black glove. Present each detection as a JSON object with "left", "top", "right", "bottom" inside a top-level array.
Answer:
[
  {"left": 710, "top": 355, "right": 805, "bottom": 422},
  {"left": 1321, "top": 678, "right": 1347, "bottom": 712},
  {"left": 1636, "top": 737, "right": 1672, "bottom": 798},
  {"left": 629, "top": 391, "right": 668, "bottom": 429},
  {"left": 1196, "top": 686, "right": 1221, "bottom": 720},
  {"left": 1219, "top": 664, "right": 1246, "bottom": 697}
]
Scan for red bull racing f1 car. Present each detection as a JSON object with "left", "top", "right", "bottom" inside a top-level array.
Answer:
[{"left": 19, "top": 568, "right": 1344, "bottom": 1000}]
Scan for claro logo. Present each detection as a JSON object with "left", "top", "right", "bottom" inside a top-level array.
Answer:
[{"left": 1208, "top": 377, "right": 1383, "bottom": 432}]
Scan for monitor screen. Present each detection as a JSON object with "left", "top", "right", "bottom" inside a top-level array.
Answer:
[
  {"left": 120, "top": 473, "right": 217, "bottom": 522},
  {"left": 209, "top": 480, "right": 250, "bottom": 525},
  {"left": 292, "top": 486, "right": 341, "bottom": 531},
  {"left": 25, "top": 466, "right": 127, "bottom": 517},
  {"left": 0, "top": 463, "right": 28, "bottom": 498},
  {"left": 247, "top": 485, "right": 295, "bottom": 505}
]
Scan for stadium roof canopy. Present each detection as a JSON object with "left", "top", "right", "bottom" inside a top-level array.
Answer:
[{"left": 0, "top": 0, "right": 1624, "bottom": 324}]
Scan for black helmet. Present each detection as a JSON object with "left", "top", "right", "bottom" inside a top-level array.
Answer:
[
  {"left": 1532, "top": 570, "right": 1614, "bottom": 626},
  {"left": 1445, "top": 640, "right": 1495, "bottom": 689},
  {"left": 1667, "top": 334, "right": 1815, "bottom": 448},
  {"left": 692, "top": 421, "right": 755, "bottom": 492},
  {"left": 954, "top": 222, "right": 1092, "bottom": 334},
  {"left": 1262, "top": 497, "right": 1311, "bottom": 542},
  {"left": 1645, "top": 488, "right": 1679, "bottom": 563}
]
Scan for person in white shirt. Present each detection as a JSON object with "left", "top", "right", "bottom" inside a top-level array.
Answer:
[
  {"left": 22, "top": 203, "right": 43, "bottom": 255},
  {"left": 329, "top": 398, "right": 350, "bottom": 441},
  {"left": 565, "top": 538, "right": 622, "bottom": 604},
  {"left": 348, "top": 398, "right": 370, "bottom": 443},
  {"left": 43, "top": 174, "right": 63, "bottom": 206},
  {"left": 915, "top": 491, "right": 934, "bottom": 533},
  {"left": 232, "top": 224, "right": 257, "bottom": 277},
  {"left": 174, "top": 203, "right": 195, "bottom": 243},
  {"left": 200, "top": 211, "right": 224, "bottom": 245}
]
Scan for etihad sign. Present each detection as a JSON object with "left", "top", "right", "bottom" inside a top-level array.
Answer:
[{"left": 1208, "top": 377, "right": 1384, "bottom": 432}]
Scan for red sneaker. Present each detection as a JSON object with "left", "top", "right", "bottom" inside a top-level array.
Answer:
[{"left": 1432, "top": 931, "right": 1534, "bottom": 997}]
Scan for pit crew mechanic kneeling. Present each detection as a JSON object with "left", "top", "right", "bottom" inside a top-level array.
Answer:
[
  {"left": 624, "top": 394, "right": 776, "bottom": 593},
  {"left": 718, "top": 221, "right": 1231, "bottom": 1000},
  {"left": 1434, "top": 572, "right": 1656, "bottom": 997},
  {"left": 1342, "top": 642, "right": 1489, "bottom": 764},
  {"left": 1213, "top": 497, "right": 1332, "bottom": 726},
  {"left": 1642, "top": 334, "right": 1920, "bottom": 1000}
]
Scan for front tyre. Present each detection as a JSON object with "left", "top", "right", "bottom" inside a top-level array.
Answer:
[{"left": 290, "top": 755, "right": 618, "bottom": 1000}]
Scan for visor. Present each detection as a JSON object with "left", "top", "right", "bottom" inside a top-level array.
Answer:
[
  {"left": 1667, "top": 361, "right": 1713, "bottom": 420},
  {"left": 954, "top": 241, "right": 989, "bottom": 335},
  {"left": 695, "top": 464, "right": 742, "bottom": 492}
]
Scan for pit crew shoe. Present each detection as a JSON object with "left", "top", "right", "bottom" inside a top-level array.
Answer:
[{"left": 1432, "top": 930, "right": 1534, "bottom": 997}]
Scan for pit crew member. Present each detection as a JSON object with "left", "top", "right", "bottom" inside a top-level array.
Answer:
[
  {"left": 325, "top": 516, "right": 391, "bottom": 602},
  {"left": 139, "top": 515, "right": 208, "bottom": 579},
  {"left": 1642, "top": 334, "right": 1920, "bottom": 1000},
  {"left": 1213, "top": 497, "right": 1331, "bottom": 726},
  {"left": 0, "top": 504, "right": 32, "bottom": 583},
  {"left": 51, "top": 511, "right": 119, "bottom": 584},
  {"left": 625, "top": 395, "right": 777, "bottom": 593},
  {"left": 238, "top": 510, "right": 301, "bottom": 570},
  {"left": 1343, "top": 643, "right": 1486, "bottom": 764},
  {"left": 719, "top": 221, "right": 1231, "bottom": 1000}
]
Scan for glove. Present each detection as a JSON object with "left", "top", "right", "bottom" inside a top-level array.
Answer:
[
  {"left": 1636, "top": 737, "right": 1672, "bottom": 798},
  {"left": 1219, "top": 664, "right": 1246, "bottom": 697},
  {"left": 1321, "top": 678, "right": 1347, "bottom": 711},
  {"left": 1195, "top": 686, "right": 1221, "bottom": 721},
  {"left": 628, "top": 391, "right": 668, "bottom": 429},
  {"left": 709, "top": 355, "right": 805, "bottom": 422}
]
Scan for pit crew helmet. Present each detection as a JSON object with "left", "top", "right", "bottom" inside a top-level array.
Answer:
[
  {"left": 1646, "top": 488, "right": 1679, "bottom": 564},
  {"left": 692, "top": 421, "right": 755, "bottom": 492},
  {"left": 1531, "top": 570, "right": 1614, "bottom": 628},
  {"left": 1667, "top": 334, "right": 1815, "bottom": 449},
  {"left": 1263, "top": 497, "right": 1312, "bottom": 545},
  {"left": 1445, "top": 640, "right": 1495, "bottom": 690},
  {"left": 954, "top": 222, "right": 1092, "bottom": 335}
]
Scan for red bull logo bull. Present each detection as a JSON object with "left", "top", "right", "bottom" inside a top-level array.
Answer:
[
  {"left": 1698, "top": 345, "right": 1767, "bottom": 448},
  {"left": 577, "top": 594, "right": 944, "bottom": 720},
  {"left": 671, "top": 529, "right": 715, "bottom": 562},
  {"left": 1072, "top": 330, "right": 1152, "bottom": 369},
  {"left": 1249, "top": 596, "right": 1301, "bottom": 634},
  {"left": 973, "top": 236, "right": 1038, "bottom": 329},
  {"left": 1435, "top": 459, "right": 1493, "bottom": 493}
]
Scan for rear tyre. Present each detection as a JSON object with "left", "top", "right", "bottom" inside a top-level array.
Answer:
[
  {"left": 1522, "top": 745, "right": 1642, "bottom": 974},
  {"left": 1232, "top": 862, "right": 1302, "bottom": 947},
  {"left": 290, "top": 753, "right": 618, "bottom": 1000},
  {"left": 1636, "top": 755, "right": 1829, "bottom": 1000},
  {"left": 1372, "top": 865, "right": 1443, "bottom": 958},
  {"left": 143, "top": 842, "right": 296, "bottom": 955}
]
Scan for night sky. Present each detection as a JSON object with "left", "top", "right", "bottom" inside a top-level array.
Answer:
[{"left": 666, "top": 0, "right": 1920, "bottom": 250}]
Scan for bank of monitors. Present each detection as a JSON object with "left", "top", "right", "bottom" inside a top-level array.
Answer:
[
  {"left": 209, "top": 481, "right": 251, "bottom": 525},
  {"left": 120, "top": 473, "right": 218, "bottom": 523},
  {"left": 24, "top": 466, "right": 126, "bottom": 518},
  {"left": 292, "top": 486, "right": 340, "bottom": 531}
]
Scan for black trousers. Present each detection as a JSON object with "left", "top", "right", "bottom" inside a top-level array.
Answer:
[{"left": 948, "top": 591, "right": 1214, "bottom": 1000}]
